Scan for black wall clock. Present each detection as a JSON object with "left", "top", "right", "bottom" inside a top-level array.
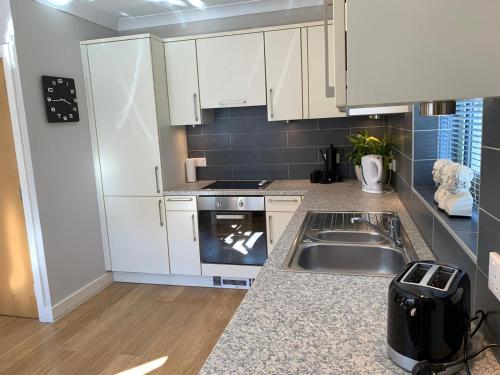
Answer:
[{"left": 42, "top": 75, "right": 80, "bottom": 123}]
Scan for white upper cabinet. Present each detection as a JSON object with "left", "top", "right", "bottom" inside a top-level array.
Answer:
[
  {"left": 306, "top": 25, "right": 345, "bottom": 119},
  {"left": 196, "top": 33, "right": 266, "bottom": 108},
  {"left": 334, "top": 0, "right": 500, "bottom": 108},
  {"left": 264, "top": 28, "right": 303, "bottom": 121},
  {"left": 87, "top": 38, "right": 163, "bottom": 196},
  {"left": 164, "top": 40, "right": 211, "bottom": 126}
]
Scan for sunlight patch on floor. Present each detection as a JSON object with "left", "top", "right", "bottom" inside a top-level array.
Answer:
[{"left": 115, "top": 356, "right": 168, "bottom": 375}]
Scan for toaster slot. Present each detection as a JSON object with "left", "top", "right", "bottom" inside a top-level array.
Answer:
[
  {"left": 427, "top": 266, "right": 457, "bottom": 291},
  {"left": 402, "top": 263, "right": 433, "bottom": 284}
]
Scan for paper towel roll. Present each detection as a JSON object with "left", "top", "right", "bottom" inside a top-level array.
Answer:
[{"left": 186, "top": 158, "right": 197, "bottom": 183}]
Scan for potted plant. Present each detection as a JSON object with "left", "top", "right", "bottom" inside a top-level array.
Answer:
[{"left": 347, "top": 130, "right": 394, "bottom": 183}]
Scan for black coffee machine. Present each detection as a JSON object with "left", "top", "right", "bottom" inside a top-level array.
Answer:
[
  {"left": 387, "top": 261, "right": 471, "bottom": 374},
  {"left": 310, "top": 144, "right": 342, "bottom": 184}
]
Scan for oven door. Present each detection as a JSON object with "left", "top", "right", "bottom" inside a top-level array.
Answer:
[{"left": 198, "top": 210, "right": 268, "bottom": 266}]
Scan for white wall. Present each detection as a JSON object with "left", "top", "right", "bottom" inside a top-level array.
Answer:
[
  {"left": 118, "top": 5, "right": 323, "bottom": 38},
  {"left": 9, "top": 0, "right": 116, "bottom": 305}
]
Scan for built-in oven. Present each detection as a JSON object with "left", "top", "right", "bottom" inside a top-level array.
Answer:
[{"left": 198, "top": 196, "right": 268, "bottom": 266}]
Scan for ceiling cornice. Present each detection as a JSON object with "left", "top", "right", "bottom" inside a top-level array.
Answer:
[
  {"left": 34, "top": 0, "right": 323, "bottom": 32},
  {"left": 117, "top": 0, "right": 323, "bottom": 31},
  {"left": 34, "top": 0, "right": 119, "bottom": 30}
]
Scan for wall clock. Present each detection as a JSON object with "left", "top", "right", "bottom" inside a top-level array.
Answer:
[{"left": 41, "top": 75, "right": 80, "bottom": 123}]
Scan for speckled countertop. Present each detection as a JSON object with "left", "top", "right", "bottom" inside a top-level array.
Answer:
[{"left": 168, "top": 180, "right": 498, "bottom": 374}]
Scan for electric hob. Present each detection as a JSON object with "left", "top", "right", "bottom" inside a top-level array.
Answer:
[{"left": 202, "top": 180, "right": 272, "bottom": 190}]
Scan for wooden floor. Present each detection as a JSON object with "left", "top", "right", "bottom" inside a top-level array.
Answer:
[{"left": 0, "top": 283, "right": 246, "bottom": 375}]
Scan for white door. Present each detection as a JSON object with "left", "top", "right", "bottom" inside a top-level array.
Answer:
[
  {"left": 197, "top": 33, "right": 266, "bottom": 108},
  {"left": 87, "top": 39, "right": 163, "bottom": 196},
  {"left": 166, "top": 210, "right": 201, "bottom": 275},
  {"left": 266, "top": 211, "right": 295, "bottom": 253},
  {"left": 164, "top": 40, "right": 202, "bottom": 126},
  {"left": 307, "top": 25, "right": 346, "bottom": 119},
  {"left": 105, "top": 196, "right": 170, "bottom": 274},
  {"left": 264, "top": 28, "right": 303, "bottom": 121}
]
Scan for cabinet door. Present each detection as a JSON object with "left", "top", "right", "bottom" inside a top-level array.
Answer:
[
  {"left": 166, "top": 210, "right": 201, "bottom": 275},
  {"left": 307, "top": 26, "right": 345, "bottom": 119},
  {"left": 164, "top": 40, "right": 202, "bottom": 126},
  {"left": 105, "top": 197, "right": 170, "bottom": 274},
  {"left": 264, "top": 28, "right": 303, "bottom": 121},
  {"left": 336, "top": 0, "right": 500, "bottom": 107},
  {"left": 197, "top": 33, "right": 266, "bottom": 108},
  {"left": 266, "top": 211, "right": 295, "bottom": 253},
  {"left": 87, "top": 39, "right": 163, "bottom": 196}
]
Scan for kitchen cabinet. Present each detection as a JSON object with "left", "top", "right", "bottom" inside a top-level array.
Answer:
[
  {"left": 165, "top": 197, "right": 201, "bottom": 276},
  {"left": 84, "top": 35, "right": 186, "bottom": 197},
  {"left": 264, "top": 28, "right": 302, "bottom": 121},
  {"left": 105, "top": 196, "right": 170, "bottom": 274},
  {"left": 196, "top": 33, "right": 266, "bottom": 108},
  {"left": 306, "top": 25, "right": 345, "bottom": 119},
  {"left": 265, "top": 196, "right": 302, "bottom": 253},
  {"left": 334, "top": 0, "right": 500, "bottom": 108},
  {"left": 164, "top": 40, "right": 212, "bottom": 126}
]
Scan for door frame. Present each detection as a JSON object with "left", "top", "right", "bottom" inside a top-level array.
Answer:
[{"left": 1, "top": 40, "right": 53, "bottom": 321}]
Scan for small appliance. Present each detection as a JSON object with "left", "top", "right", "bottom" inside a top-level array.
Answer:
[
  {"left": 311, "top": 145, "right": 342, "bottom": 184},
  {"left": 387, "top": 261, "right": 471, "bottom": 373},
  {"left": 361, "top": 154, "right": 384, "bottom": 193}
]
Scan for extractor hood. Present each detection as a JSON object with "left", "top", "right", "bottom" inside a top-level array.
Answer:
[
  {"left": 346, "top": 105, "right": 412, "bottom": 117},
  {"left": 419, "top": 101, "right": 456, "bottom": 116}
]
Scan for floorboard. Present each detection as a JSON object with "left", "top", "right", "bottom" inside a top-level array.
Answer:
[{"left": 0, "top": 283, "right": 245, "bottom": 375}]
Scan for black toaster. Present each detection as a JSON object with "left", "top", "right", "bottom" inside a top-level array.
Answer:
[{"left": 387, "top": 260, "right": 471, "bottom": 372}]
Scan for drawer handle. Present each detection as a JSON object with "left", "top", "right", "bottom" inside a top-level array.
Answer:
[
  {"left": 269, "top": 88, "right": 274, "bottom": 118},
  {"left": 158, "top": 199, "right": 164, "bottom": 227},
  {"left": 269, "top": 215, "right": 273, "bottom": 244},
  {"left": 166, "top": 197, "right": 193, "bottom": 202},
  {"left": 191, "top": 214, "right": 197, "bottom": 242},
  {"left": 269, "top": 198, "right": 299, "bottom": 203}
]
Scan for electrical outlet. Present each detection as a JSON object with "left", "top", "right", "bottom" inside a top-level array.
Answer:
[
  {"left": 193, "top": 157, "right": 207, "bottom": 167},
  {"left": 488, "top": 252, "right": 500, "bottom": 302},
  {"left": 389, "top": 160, "right": 397, "bottom": 172}
]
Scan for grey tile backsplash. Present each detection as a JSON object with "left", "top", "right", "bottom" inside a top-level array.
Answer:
[
  {"left": 186, "top": 106, "right": 389, "bottom": 180},
  {"left": 389, "top": 103, "right": 500, "bottom": 350}
]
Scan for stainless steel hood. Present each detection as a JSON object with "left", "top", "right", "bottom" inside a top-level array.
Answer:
[{"left": 419, "top": 101, "right": 456, "bottom": 116}]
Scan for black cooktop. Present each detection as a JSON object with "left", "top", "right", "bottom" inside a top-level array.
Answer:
[{"left": 202, "top": 180, "right": 273, "bottom": 190}]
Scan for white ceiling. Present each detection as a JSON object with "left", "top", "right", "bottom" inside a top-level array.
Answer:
[{"left": 35, "top": 0, "right": 323, "bottom": 31}]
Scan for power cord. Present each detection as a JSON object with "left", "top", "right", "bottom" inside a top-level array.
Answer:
[
  {"left": 384, "top": 168, "right": 396, "bottom": 193},
  {"left": 412, "top": 310, "right": 499, "bottom": 375}
]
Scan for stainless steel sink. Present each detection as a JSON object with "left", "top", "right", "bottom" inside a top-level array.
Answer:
[{"left": 284, "top": 212, "right": 418, "bottom": 277}]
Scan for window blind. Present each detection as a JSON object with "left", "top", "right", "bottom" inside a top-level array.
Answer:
[{"left": 438, "top": 99, "right": 483, "bottom": 206}]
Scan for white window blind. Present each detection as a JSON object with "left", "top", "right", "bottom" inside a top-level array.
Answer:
[{"left": 438, "top": 99, "right": 483, "bottom": 205}]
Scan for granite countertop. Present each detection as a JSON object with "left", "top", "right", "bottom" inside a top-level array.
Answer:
[{"left": 168, "top": 180, "right": 498, "bottom": 374}]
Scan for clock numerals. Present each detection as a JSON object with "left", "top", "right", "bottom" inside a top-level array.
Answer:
[{"left": 42, "top": 75, "right": 79, "bottom": 123}]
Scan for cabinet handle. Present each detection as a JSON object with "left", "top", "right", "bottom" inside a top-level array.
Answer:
[
  {"left": 218, "top": 98, "right": 247, "bottom": 106},
  {"left": 155, "top": 166, "right": 160, "bottom": 194},
  {"left": 166, "top": 197, "right": 193, "bottom": 202},
  {"left": 191, "top": 214, "right": 197, "bottom": 242},
  {"left": 268, "top": 198, "right": 298, "bottom": 203},
  {"left": 323, "top": 0, "right": 335, "bottom": 98},
  {"left": 269, "top": 88, "right": 274, "bottom": 118},
  {"left": 269, "top": 215, "right": 273, "bottom": 244},
  {"left": 216, "top": 214, "right": 245, "bottom": 220},
  {"left": 158, "top": 200, "right": 164, "bottom": 227},
  {"left": 193, "top": 93, "right": 199, "bottom": 122}
]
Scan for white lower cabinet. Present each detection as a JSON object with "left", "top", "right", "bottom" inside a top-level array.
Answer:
[
  {"left": 265, "top": 196, "right": 302, "bottom": 253},
  {"left": 105, "top": 196, "right": 170, "bottom": 274},
  {"left": 165, "top": 197, "right": 201, "bottom": 275}
]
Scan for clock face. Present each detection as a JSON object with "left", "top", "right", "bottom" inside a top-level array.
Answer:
[{"left": 42, "top": 75, "right": 80, "bottom": 123}]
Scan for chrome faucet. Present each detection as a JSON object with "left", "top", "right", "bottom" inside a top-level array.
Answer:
[{"left": 350, "top": 216, "right": 403, "bottom": 248}]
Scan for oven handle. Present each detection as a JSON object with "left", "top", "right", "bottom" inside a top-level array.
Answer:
[{"left": 215, "top": 214, "right": 246, "bottom": 220}]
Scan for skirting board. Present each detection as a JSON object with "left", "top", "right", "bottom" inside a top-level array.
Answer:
[
  {"left": 113, "top": 272, "right": 215, "bottom": 287},
  {"left": 51, "top": 272, "right": 113, "bottom": 321}
]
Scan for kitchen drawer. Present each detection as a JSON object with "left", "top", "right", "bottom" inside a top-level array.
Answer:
[
  {"left": 164, "top": 196, "right": 197, "bottom": 211},
  {"left": 265, "top": 196, "right": 302, "bottom": 212}
]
